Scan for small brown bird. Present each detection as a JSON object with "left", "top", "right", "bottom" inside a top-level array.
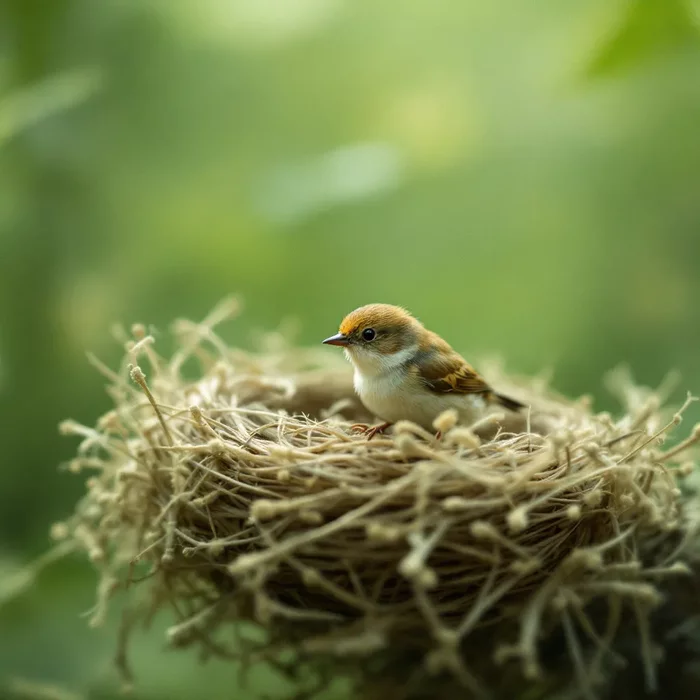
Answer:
[{"left": 323, "top": 304, "right": 524, "bottom": 438}]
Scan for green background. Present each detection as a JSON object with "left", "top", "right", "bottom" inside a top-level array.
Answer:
[{"left": 1, "top": 1, "right": 700, "bottom": 698}]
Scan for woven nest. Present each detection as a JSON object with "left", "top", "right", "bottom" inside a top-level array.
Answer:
[{"left": 56, "top": 299, "right": 700, "bottom": 700}]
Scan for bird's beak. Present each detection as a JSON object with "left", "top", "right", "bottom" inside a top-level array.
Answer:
[{"left": 322, "top": 333, "right": 349, "bottom": 347}]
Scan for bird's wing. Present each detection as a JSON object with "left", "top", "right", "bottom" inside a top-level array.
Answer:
[
  {"left": 415, "top": 339, "right": 492, "bottom": 396},
  {"left": 422, "top": 359, "right": 492, "bottom": 395}
]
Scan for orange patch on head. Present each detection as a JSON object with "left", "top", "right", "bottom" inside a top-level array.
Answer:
[{"left": 339, "top": 304, "right": 415, "bottom": 335}]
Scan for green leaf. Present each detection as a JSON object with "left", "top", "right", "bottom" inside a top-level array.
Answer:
[
  {"left": 586, "top": 0, "right": 700, "bottom": 78},
  {"left": 0, "top": 68, "right": 101, "bottom": 148}
]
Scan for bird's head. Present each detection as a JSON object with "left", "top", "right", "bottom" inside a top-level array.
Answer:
[{"left": 322, "top": 304, "right": 422, "bottom": 376}]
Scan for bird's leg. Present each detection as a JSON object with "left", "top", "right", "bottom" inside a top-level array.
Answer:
[
  {"left": 434, "top": 430, "right": 442, "bottom": 440},
  {"left": 351, "top": 421, "right": 392, "bottom": 440},
  {"left": 366, "top": 422, "right": 392, "bottom": 440}
]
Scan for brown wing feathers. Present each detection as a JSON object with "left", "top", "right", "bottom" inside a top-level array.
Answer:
[
  {"left": 424, "top": 360, "right": 491, "bottom": 394},
  {"left": 418, "top": 332, "right": 524, "bottom": 410}
]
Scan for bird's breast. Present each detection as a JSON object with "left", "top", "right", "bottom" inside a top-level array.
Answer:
[{"left": 354, "top": 370, "right": 486, "bottom": 430}]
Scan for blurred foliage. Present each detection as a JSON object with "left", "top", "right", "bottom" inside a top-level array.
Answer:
[
  {"left": 1, "top": 0, "right": 700, "bottom": 698},
  {"left": 587, "top": 0, "right": 699, "bottom": 76}
]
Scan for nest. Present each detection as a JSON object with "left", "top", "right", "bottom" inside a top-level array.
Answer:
[{"left": 56, "top": 299, "right": 700, "bottom": 699}]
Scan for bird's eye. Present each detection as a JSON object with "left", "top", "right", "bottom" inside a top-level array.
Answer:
[{"left": 362, "top": 328, "right": 376, "bottom": 341}]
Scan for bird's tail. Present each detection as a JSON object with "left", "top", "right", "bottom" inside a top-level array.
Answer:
[{"left": 492, "top": 392, "right": 525, "bottom": 412}]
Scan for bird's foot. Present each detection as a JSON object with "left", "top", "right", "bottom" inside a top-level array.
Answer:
[{"left": 351, "top": 421, "right": 392, "bottom": 440}]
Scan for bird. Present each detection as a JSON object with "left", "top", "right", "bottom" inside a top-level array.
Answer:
[{"left": 322, "top": 303, "right": 525, "bottom": 439}]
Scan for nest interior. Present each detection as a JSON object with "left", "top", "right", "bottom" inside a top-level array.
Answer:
[{"left": 56, "top": 299, "right": 700, "bottom": 699}]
